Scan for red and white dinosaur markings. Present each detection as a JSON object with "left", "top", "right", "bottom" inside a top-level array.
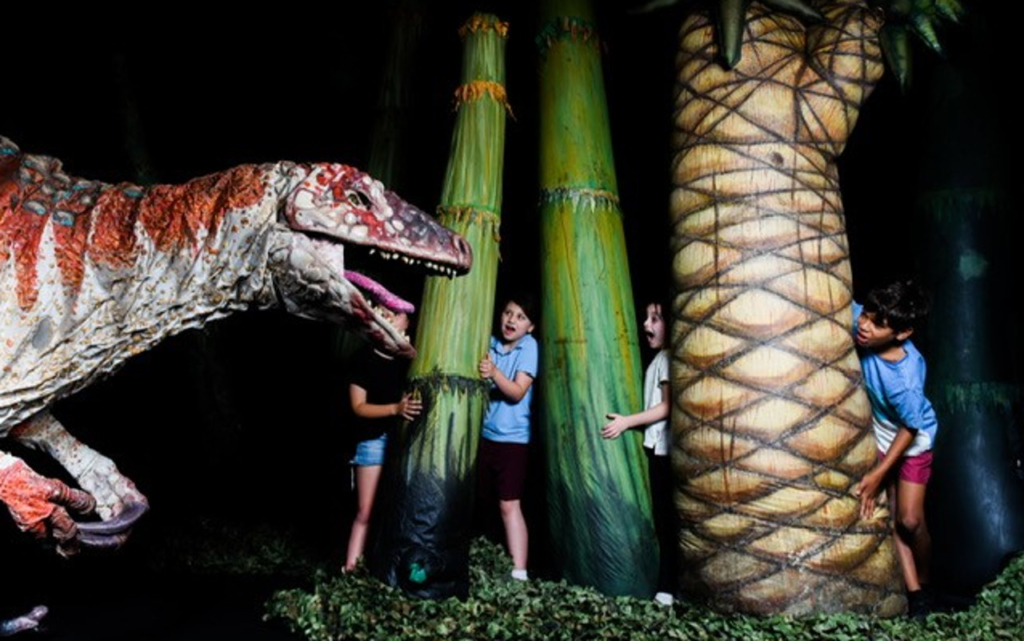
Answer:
[{"left": 0, "top": 135, "right": 472, "bottom": 634}]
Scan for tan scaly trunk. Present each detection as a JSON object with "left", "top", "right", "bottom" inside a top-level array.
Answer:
[{"left": 671, "top": 0, "right": 904, "bottom": 616}]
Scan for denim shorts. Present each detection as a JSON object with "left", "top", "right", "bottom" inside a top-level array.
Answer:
[{"left": 351, "top": 433, "right": 388, "bottom": 467}]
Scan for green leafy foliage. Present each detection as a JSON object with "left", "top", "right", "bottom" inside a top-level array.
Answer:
[
  {"left": 147, "top": 518, "right": 322, "bottom": 577},
  {"left": 267, "top": 539, "right": 1024, "bottom": 641}
]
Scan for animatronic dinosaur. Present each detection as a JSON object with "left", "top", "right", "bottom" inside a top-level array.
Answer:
[{"left": 0, "top": 135, "right": 471, "bottom": 634}]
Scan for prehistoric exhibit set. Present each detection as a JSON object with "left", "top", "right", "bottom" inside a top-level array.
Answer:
[{"left": 2, "top": 0, "right": 1021, "bottom": 638}]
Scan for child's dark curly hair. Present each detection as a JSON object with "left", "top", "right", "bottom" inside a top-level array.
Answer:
[{"left": 863, "top": 280, "right": 931, "bottom": 334}]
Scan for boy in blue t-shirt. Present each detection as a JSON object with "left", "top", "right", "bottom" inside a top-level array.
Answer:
[
  {"left": 851, "top": 280, "right": 937, "bottom": 617},
  {"left": 478, "top": 295, "right": 538, "bottom": 581}
]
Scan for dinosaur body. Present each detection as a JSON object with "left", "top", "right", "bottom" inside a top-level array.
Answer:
[
  {"left": 0, "top": 135, "right": 471, "bottom": 635},
  {"left": 1, "top": 136, "right": 471, "bottom": 434}
]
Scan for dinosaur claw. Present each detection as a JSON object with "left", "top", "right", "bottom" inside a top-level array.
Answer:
[
  {"left": 76, "top": 530, "right": 130, "bottom": 549},
  {"left": 75, "top": 501, "right": 149, "bottom": 536}
]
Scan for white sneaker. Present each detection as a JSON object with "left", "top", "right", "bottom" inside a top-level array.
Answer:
[
  {"left": 654, "top": 592, "right": 674, "bottom": 606},
  {"left": 511, "top": 569, "right": 529, "bottom": 581}
]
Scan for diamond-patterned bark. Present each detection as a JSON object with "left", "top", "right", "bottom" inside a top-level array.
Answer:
[{"left": 671, "top": 2, "right": 903, "bottom": 616}]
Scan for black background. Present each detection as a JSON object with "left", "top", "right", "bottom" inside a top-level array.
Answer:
[{"left": 1, "top": 1, "right": 1016, "bottom": 637}]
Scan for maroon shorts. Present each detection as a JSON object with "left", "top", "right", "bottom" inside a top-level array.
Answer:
[
  {"left": 478, "top": 439, "right": 528, "bottom": 501},
  {"left": 880, "top": 450, "right": 933, "bottom": 485}
]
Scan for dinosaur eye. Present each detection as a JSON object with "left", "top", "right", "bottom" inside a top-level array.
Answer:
[{"left": 346, "top": 190, "right": 372, "bottom": 209}]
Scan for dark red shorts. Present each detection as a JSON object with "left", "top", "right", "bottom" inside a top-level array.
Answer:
[
  {"left": 880, "top": 450, "right": 933, "bottom": 485},
  {"left": 478, "top": 438, "right": 528, "bottom": 501}
]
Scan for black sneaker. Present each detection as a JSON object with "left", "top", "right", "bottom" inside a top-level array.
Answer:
[{"left": 907, "top": 588, "right": 934, "bottom": 620}]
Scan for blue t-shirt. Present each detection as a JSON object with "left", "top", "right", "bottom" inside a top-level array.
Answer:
[
  {"left": 853, "top": 302, "right": 938, "bottom": 456},
  {"left": 482, "top": 334, "right": 539, "bottom": 444}
]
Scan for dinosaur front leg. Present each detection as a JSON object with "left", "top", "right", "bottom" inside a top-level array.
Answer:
[{"left": 9, "top": 412, "right": 148, "bottom": 546}]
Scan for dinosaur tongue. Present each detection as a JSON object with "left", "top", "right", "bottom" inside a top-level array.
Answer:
[{"left": 345, "top": 271, "right": 415, "bottom": 314}]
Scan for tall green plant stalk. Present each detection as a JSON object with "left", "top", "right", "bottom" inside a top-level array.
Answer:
[
  {"left": 369, "top": 13, "right": 509, "bottom": 599},
  {"left": 537, "top": 0, "right": 657, "bottom": 597}
]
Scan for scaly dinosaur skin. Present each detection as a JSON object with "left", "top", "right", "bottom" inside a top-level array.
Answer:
[
  {"left": 0, "top": 135, "right": 471, "bottom": 633},
  {"left": 1, "top": 135, "right": 471, "bottom": 433}
]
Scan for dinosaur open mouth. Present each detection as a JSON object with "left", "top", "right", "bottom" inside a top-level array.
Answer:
[
  {"left": 364, "top": 247, "right": 464, "bottom": 278},
  {"left": 345, "top": 271, "right": 415, "bottom": 314},
  {"left": 340, "top": 246, "right": 436, "bottom": 354},
  {"left": 341, "top": 239, "right": 461, "bottom": 318}
]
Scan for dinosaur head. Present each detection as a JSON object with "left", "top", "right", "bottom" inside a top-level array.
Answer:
[{"left": 268, "top": 163, "right": 472, "bottom": 357}]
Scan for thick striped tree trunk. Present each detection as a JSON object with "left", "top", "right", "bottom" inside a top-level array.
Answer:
[
  {"left": 368, "top": 14, "right": 507, "bottom": 599},
  {"left": 538, "top": 0, "right": 657, "bottom": 597},
  {"left": 671, "top": 1, "right": 903, "bottom": 615}
]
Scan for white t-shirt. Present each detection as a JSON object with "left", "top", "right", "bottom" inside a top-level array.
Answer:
[{"left": 641, "top": 350, "right": 670, "bottom": 456}]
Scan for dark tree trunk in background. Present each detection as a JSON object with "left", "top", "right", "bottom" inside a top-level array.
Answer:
[
  {"left": 114, "top": 53, "right": 243, "bottom": 479},
  {"left": 333, "top": 0, "right": 430, "bottom": 366},
  {"left": 916, "top": 9, "right": 1024, "bottom": 599}
]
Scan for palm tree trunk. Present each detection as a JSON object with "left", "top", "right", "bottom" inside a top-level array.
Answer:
[
  {"left": 368, "top": 13, "right": 508, "bottom": 599},
  {"left": 537, "top": 0, "right": 658, "bottom": 597},
  {"left": 671, "top": 1, "right": 903, "bottom": 615}
]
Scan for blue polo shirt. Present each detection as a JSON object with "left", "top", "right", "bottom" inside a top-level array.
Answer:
[
  {"left": 482, "top": 334, "right": 539, "bottom": 444},
  {"left": 853, "top": 302, "right": 938, "bottom": 456}
]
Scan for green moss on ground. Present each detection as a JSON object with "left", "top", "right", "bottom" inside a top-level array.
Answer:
[{"left": 267, "top": 539, "right": 1024, "bottom": 640}]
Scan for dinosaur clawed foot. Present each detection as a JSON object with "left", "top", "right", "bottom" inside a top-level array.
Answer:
[{"left": 75, "top": 501, "right": 149, "bottom": 549}]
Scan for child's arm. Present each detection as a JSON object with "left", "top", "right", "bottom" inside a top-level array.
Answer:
[
  {"left": 350, "top": 384, "right": 422, "bottom": 421},
  {"left": 602, "top": 382, "right": 670, "bottom": 439},
  {"left": 479, "top": 355, "right": 534, "bottom": 403},
  {"left": 854, "top": 425, "right": 917, "bottom": 519}
]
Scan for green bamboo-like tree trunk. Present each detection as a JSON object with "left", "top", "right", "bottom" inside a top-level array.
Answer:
[
  {"left": 915, "top": 11, "right": 1024, "bottom": 597},
  {"left": 537, "top": 0, "right": 657, "bottom": 597},
  {"left": 369, "top": 13, "right": 508, "bottom": 599}
]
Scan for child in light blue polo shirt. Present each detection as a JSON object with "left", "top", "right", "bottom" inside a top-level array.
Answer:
[
  {"left": 478, "top": 295, "right": 538, "bottom": 581},
  {"left": 851, "top": 280, "right": 937, "bottom": 618}
]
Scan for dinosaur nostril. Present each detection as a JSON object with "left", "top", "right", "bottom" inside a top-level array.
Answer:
[{"left": 455, "top": 236, "right": 472, "bottom": 264}]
